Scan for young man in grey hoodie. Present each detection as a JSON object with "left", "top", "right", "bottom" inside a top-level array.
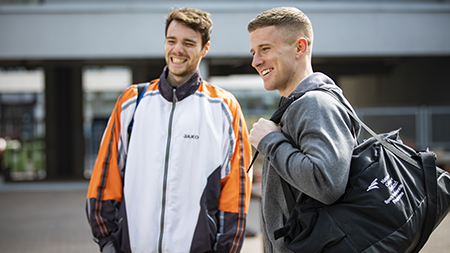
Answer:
[{"left": 248, "top": 7, "right": 361, "bottom": 252}]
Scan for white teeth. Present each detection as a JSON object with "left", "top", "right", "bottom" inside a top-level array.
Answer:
[
  {"left": 261, "top": 68, "right": 273, "bottom": 76},
  {"left": 172, "top": 57, "right": 185, "bottom": 63}
]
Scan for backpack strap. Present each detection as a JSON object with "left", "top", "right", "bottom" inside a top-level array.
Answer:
[
  {"left": 412, "top": 151, "right": 438, "bottom": 253},
  {"left": 319, "top": 88, "right": 421, "bottom": 169},
  {"left": 121, "top": 82, "right": 149, "bottom": 183},
  {"left": 127, "top": 82, "right": 150, "bottom": 143}
]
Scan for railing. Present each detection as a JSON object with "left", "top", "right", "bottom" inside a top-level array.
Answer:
[{"left": 356, "top": 106, "right": 450, "bottom": 166}]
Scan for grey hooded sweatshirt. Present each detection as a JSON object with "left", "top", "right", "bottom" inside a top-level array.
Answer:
[{"left": 257, "top": 72, "right": 361, "bottom": 252}]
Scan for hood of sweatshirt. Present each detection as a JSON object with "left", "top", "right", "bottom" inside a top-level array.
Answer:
[
  {"left": 280, "top": 72, "right": 341, "bottom": 106},
  {"left": 281, "top": 72, "right": 361, "bottom": 137}
]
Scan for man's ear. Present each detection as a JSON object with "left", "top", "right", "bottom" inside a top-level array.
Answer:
[
  {"left": 296, "top": 37, "right": 308, "bottom": 58},
  {"left": 201, "top": 41, "right": 211, "bottom": 57}
]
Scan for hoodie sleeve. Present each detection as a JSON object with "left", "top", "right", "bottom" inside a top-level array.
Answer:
[{"left": 258, "top": 90, "right": 357, "bottom": 205}]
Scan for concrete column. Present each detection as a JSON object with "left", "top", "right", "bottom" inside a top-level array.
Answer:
[
  {"left": 44, "top": 61, "right": 85, "bottom": 180},
  {"left": 131, "top": 59, "right": 166, "bottom": 84},
  {"left": 199, "top": 59, "right": 209, "bottom": 80}
]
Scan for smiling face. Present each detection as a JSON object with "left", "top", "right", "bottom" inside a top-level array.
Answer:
[
  {"left": 250, "top": 25, "right": 306, "bottom": 97},
  {"left": 165, "top": 20, "right": 210, "bottom": 86}
]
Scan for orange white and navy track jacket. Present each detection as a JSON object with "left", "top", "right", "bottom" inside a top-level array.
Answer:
[{"left": 86, "top": 68, "right": 252, "bottom": 253}]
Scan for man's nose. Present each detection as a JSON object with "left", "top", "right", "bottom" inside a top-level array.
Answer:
[
  {"left": 173, "top": 42, "right": 185, "bottom": 54},
  {"left": 252, "top": 54, "right": 263, "bottom": 69}
]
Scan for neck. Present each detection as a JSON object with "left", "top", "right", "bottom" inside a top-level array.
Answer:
[
  {"left": 280, "top": 63, "right": 313, "bottom": 97},
  {"left": 167, "top": 73, "right": 190, "bottom": 87}
]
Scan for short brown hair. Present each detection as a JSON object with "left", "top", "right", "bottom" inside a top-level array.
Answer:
[
  {"left": 165, "top": 7, "right": 213, "bottom": 48},
  {"left": 247, "top": 7, "right": 314, "bottom": 54}
]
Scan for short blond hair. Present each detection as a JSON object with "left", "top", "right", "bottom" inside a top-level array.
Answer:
[{"left": 248, "top": 7, "right": 314, "bottom": 55}]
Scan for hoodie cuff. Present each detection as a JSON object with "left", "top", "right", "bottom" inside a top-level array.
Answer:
[{"left": 257, "top": 131, "right": 285, "bottom": 156}]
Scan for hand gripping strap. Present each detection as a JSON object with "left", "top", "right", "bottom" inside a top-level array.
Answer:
[{"left": 247, "top": 97, "right": 297, "bottom": 173}]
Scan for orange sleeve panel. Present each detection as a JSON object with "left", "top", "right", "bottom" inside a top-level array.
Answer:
[
  {"left": 215, "top": 88, "right": 252, "bottom": 253},
  {"left": 86, "top": 85, "right": 138, "bottom": 202},
  {"left": 200, "top": 83, "right": 252, "bottom": 215},
  {"left": 219, "top": 98, "right": 252, "bottom": 214}
]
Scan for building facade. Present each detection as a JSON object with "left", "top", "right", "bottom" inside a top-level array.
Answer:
[{"left": 1, "top": 0, "right": 450, "bottom": 179}]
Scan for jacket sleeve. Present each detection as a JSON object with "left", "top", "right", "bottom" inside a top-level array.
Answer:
[
  {"left": 215, "top": 96, "right": 253, "bottom": 253},
  {"left": 258, "top": 90, "right": 358, "bottom": 205},
  {"left": 85, "top": 86, "right": 136, "bottom": 250}
]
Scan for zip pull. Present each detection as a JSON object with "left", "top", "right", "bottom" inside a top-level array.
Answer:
[{"left": 172, "top": 88, "right": 178, "bottom": 103}]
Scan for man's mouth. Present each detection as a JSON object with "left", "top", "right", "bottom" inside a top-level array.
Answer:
[
  {"left": 171, "top": 57, "right": 187, "bottom": 64},
  {"left": 261, "top": 68, "right": 273, "bottom": 76}
]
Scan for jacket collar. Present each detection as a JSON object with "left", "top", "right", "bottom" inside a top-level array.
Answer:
[{"left": 158, "top": 66, "right": 203, "bottom": 102}]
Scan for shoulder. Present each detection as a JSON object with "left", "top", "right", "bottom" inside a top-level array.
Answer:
[
  {"left": 199, "top": 81, "right": 234, "bottom": 97},
  {"left": 285, "top": 89, "right": 358, "bottom": 136},
  {"left": 283, "top": 89, "right": 352, "bottom": 131},
  {"left": 116, "top": 85, "right": 137, "bottom": 106},
  {"left": 199, "top": 81, "right": 241, "bottom": 107},
  {"left": 116, "top": 79, "right": 160, "bottom": 108},
  {"left": 290, "top": 89, "right": 342, "bottom": 114},
  {"left": 300, "top": 89, "right": 337, "bottom": 104}
]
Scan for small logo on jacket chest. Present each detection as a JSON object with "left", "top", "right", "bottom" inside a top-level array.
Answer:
[{"left": 184, "top": 134, "right": 199, "bottom": 140}]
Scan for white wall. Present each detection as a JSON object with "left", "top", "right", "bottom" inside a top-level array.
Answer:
[{"left": 1, "top": 1, "right": 450, "bottom": 59}]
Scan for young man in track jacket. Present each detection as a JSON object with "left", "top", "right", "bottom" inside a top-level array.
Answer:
[
  {"left": 248, "top": 7, "right": 360, "bottom": 252},
  {"left": 86, "top": 7, "right": 252, "bottom": 253}
]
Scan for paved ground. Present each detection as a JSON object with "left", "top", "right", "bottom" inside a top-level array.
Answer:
[{"left": 0, "top": 180, "right": 448, "bottom": 253}]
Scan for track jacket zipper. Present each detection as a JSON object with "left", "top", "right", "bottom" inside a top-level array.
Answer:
[{"left": 158, "top": 88, "right": 178, "bottom": 253}]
